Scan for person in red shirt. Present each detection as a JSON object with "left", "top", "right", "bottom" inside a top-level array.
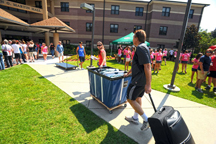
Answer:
[
  {"left": 205, "top": 49, "right": 216, "bottom": 93},
  {"left": 97, "top": 41, "right": 106, "bottom": 68},
  {"left": 181, "top": 50, "right": 190, "bottom": 73}
]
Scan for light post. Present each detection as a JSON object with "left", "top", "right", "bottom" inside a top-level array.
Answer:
[
  {"left": 80, "top": 3, "right": 95, "bottom": 67},
  {"left": 164, "top": 0, "right": 192, "bottom": 92}
]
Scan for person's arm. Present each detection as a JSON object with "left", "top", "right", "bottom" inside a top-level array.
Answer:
[
  {"left": 100, "top": 51, "right": 106, "bottom": 68},
  {"left": 124, "top": 69, "right": 132, "bottom": 77},
  {"left": 76, "top": 47, "right": 79, "bottom": 55},
  {"left": 144, "top": 63, "right": 152, "bottom": 94},
  {"left": 199, "top": 62, "right": 204, "bottom": 74}
]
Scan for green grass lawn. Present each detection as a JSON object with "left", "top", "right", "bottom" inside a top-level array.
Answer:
[
  {"left": 0, "top": 65, "right": 136, "bottom": 143},
  {"left": 68, "top": 59, "right": 216, "bottom": 108}
]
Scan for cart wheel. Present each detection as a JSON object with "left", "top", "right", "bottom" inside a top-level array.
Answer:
[
  {"left": 109, "top": 110, "right": 112, "bottom": 114},
  {"left": 124, "top": 104, "right": 127, "bottom": 107}
]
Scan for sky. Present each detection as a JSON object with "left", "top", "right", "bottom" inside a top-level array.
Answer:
[{"left": 178, "top": 0, "right": 216, "bottom": 32}]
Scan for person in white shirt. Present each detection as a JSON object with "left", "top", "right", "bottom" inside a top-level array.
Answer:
[
  {"left": 22, "top": 41, "right": 28, "bottom": 61},
  {"left": 169, "top": 48, "right": 174, "bottom": 61},
  {"left": 11, "top": 40, "right": 22, "bottom": 65},
  {"left": 2, "top": 39, "right": 13, "bottom": 68}
]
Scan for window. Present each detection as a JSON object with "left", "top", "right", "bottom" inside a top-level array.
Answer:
[
  {"left": 162, "top": 7, "right": 171, "bottom": 17},
  {"left": 111, "top": 5, "right": 119, "bottom": 15},
  {"left": 61, "top": 2, "right": 69, "bottom": 12},
  {"left": 133, "top": 25, "right": 142, "bottom": 32},
  {"left": 86, "top": 23, "right": 92, "bottom": 32},
  {"left": 62, "top": 40, "right": 70, "bottom": 45},
  {"left": 159, "top": 26, "right": 168, "bottom": 35},
  {"left": 86, "top": 41, "right": 91, "bottom": 48},
  {"left": 86, "top": 4, "right": 94, "bottom": 13},
  {"left": 110, "top": 24, "right": 118, "bottom": 33},
  {"left": 189, "top": 9, "right": 194, "bottom": 19},
  {"left": 135, "top": 7, "right": 143, "bottom": 16},
  {"left": 64, "top": 22, "right": 70, "bottom": 26},
  {"left": 157, "top": 44, "right": 165, "bottom": 49},
  {"left": 35, "top": 1, "right": 42, "bottom": 8}
]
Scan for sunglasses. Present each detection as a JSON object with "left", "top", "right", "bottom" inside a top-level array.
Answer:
[
  {"left": 207, "top": 51, "right": 212, "bottom": 53},
  {"left": 97, "top": 45, "right": 102, "bottom": 47}
]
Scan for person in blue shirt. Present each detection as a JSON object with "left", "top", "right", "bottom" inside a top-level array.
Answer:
[
  {"left": 56, "top": 41, "right": 64, "bottom": 63},
  {"left": 76, "top": 41, "right": 86, "bottom": 70},
  {"left": 195, "top": 48, "right": 213, "bottom": 93}
]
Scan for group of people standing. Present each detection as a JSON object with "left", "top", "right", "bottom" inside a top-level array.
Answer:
[
  {"left": 117, "top": 45, "right": 136, "bottom": 71},
  {"left": 0, "top": 39, "right": 65, "bottom": 70},
  {"left": 193, "top": 48, "right": 216, "bottom": 93}
]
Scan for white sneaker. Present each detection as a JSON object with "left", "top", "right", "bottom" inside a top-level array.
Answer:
[
  {"left": 140, "top": 121, "right": 150, "bottom": 131},
  {"left": 81, "top": 68, "right": 84, "bottom": 70},
  {"left": 125, "top": 116, "right": 139, "bottom": 125}
]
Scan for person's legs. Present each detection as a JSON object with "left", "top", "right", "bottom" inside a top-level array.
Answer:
[
  {"left": 181, "top": 63, "right": 184, "bottom": 72},
  {"left": 8, "top": 56, "right": 13, "bottom": 67},
  {"left": 213, "top": 78, "right": 216, "bottom": 93},
  {"left": 4, "top": 55, "right": 10, "bottom": 68},
  {"left": 125, "top": 62, "right": 126, "bottom": 71},
  {"left": 157, "top": 63, "right": 160, "bottom": 72},
  {"left": 191, "top": 71, "right": 195, "bottom": 83},
  {"left": 154, "top": 63, "right": 157, "bottom": 72},
  {"left": 19, "top": 54, "right": 22, "bottom": 63},
  {"left": 0, "top": 54, "right": 5, "bottom": 70},
  {"left": 62, "top": 55, "right": 64, "bottom": 62},
  {"left": 185, "top": 64, "right": 187, "bottom": 73}
]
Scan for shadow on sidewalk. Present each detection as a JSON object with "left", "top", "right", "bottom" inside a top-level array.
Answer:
[{"left": 69, "top": 98, "right": 139, "bottom": 143}]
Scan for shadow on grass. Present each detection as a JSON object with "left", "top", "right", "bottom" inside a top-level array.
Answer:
[
  {"left": 69, "top": 98, "right": 138, "bottom": 144},
  {"left": 176, "top": 72, "right": 186, "bottom": 75}
]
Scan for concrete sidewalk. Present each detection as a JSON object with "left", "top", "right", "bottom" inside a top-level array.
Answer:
[{"left": 28, "top": 59, "right": 216, "bottom": 144}]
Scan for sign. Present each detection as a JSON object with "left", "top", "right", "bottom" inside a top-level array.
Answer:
[
  {"left": 0, "top": 0, "right": 42, "bottom": 14},
  {"left": 123, "top": 81, "right": 128, "bottom": 88}
]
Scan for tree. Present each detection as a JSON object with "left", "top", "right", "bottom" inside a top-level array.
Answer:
[
  {"left": 211, "top": 28, "right": 216, "bottom": 38},
  {"left": 183, "top": 24, "right": 201, "bottom": 53},
  {"left": 198, "top": 29, "right": 216, "bottom": 53}
]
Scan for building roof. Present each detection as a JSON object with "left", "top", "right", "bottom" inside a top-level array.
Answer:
[
  {"left": 118, "top": 0, "right": 210, "bottom": 6},
  {"left": 0, "top": 8, "right": 29, "bottom": 26},
  {"left": 31, "top": 17, "right": 75, "bottom": 33}
]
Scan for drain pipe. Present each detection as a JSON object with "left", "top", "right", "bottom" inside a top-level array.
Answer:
[{"left": 144, "top": 0, "right": 152, "bottom": 31}]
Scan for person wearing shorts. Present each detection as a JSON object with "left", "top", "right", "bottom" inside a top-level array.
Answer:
[
  {"left": 181, "top": 50, "right": 190, "bottom": 73},
  {"left": 154, "top": 49, "right": 162, "bottom": 73},
  {"left": 124, "top": 30, "right": 151, "bottom": 131},
  {"left": 123, "top": 47, "right": 127, "bottom": 64},
  {"left": 22, "top": 41, "right": 28, "bottom": 61},
  {"left": 125, "top": 46, "right": 131, "bottom": 72},
  {"left": 76, "top": 41, "right": 86, "bottom": 69},
  {"left": 41, "top": 43, "right": 48, "bottom": 61},
  {"left": 205, "top": 49, "right": 216, "bottom": 93},
  {"left": 191, "top": 53, "right": 202, "bottom": 83},
  {"left": 57, "top": 41, "right": 64, "bottom": 63},
  {"left": 195, "top": 49, "right": 213, "bottom": 93},
  {"left": 117, "top": 46, "right": 122, "bottom": 63},
  {"left": 131, "top": 46, "right": 135, "bottom": 65},
  {"left": 28, "top": 41, "right": 36, "bottom": 62},
  {"left": 163, "top": 48, "right": 168, "bottom": 65},
  {"left": 11, "top": 40, "right": 22, "bottom": 65}
]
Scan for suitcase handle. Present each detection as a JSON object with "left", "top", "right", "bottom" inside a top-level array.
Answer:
[{"left": 149, "top": 93, "right": 157, "bottom": 112}]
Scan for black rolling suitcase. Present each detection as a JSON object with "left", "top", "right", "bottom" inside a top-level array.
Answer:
[{"left": 148, "top": 94, "right": 195, "bottom": 144}]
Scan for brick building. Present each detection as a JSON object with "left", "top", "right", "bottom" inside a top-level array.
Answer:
[{"left": 0, "top": 0, "right": 209, "bottom": 49}]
